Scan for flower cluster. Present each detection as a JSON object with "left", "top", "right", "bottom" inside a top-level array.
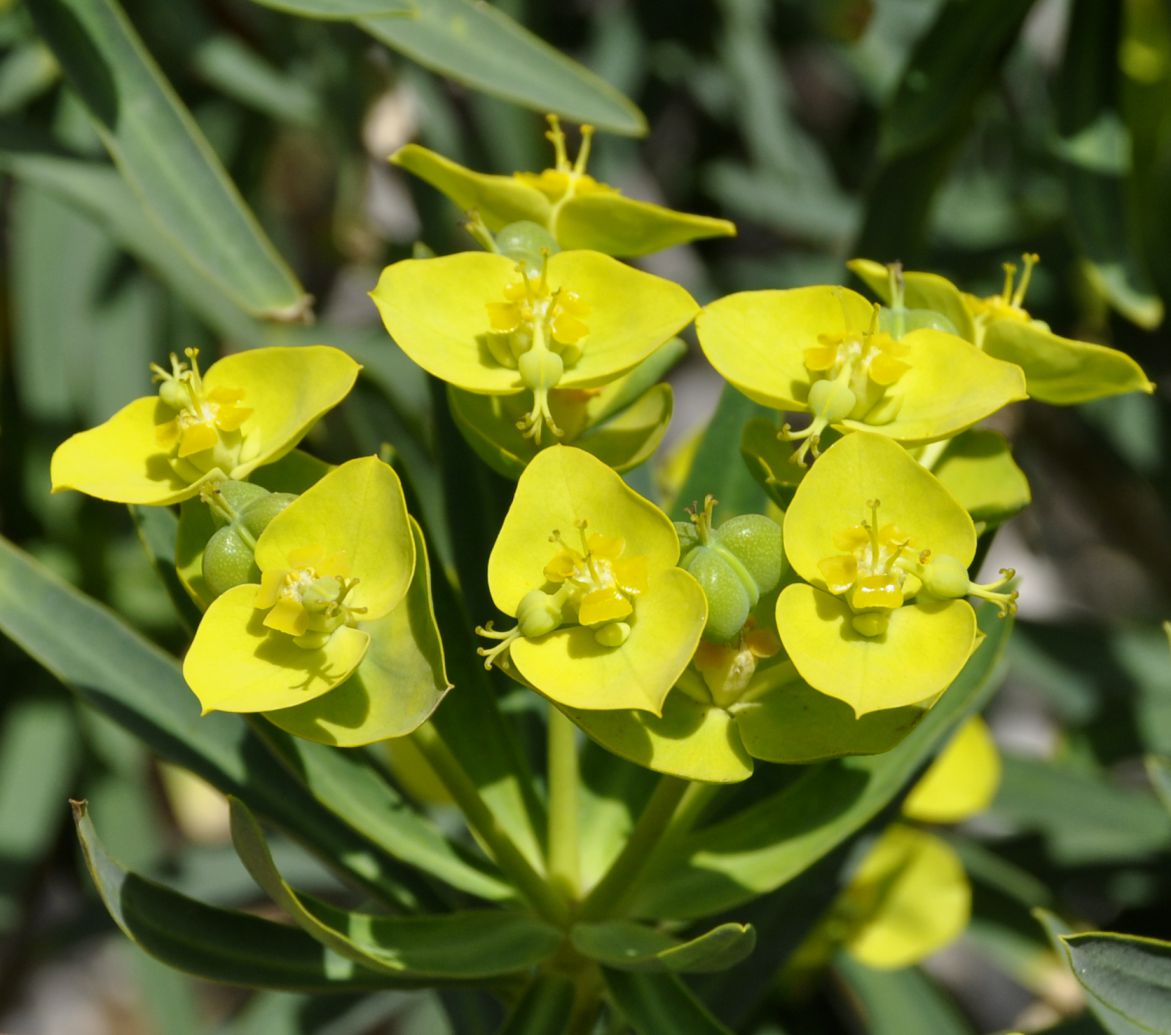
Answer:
[{"left": 48, "top": 116, "right": 1154, "bottom": 791}]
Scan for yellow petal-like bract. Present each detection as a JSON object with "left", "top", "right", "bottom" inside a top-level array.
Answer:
[
  {"left": 51, "top": 346, "right": 360, "bottom": 505},
  {"left": 484, "top": 446, "right": 706, "bottom": 714}
]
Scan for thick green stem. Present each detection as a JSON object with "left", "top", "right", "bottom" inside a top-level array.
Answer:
[
  {"left": 411, "top": 723, "right": 569, "bottom": 925},
  {"left": 547, "top": 705, "right": 581, "bottom": 899},
  {"left": 577, "top": 775, "right": 691, "bottom": 921}
]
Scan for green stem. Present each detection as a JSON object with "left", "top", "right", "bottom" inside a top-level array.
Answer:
[
  {"left": 577, "top": 775, "right": 691, "bottom": 921},
  {"left": 547, "top": 705, "right": 581, "bottom": 899},
  {"left": 411, "top": 723, "right": 569, "bottom": 925}
]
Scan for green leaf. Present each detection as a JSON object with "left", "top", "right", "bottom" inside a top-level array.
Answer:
[
  {"left": 0, "top": 697, "right": 76, "bottom": 931},
  {"left": 835, "top": 955, "right": 976, "bottom": 1035},
  {"left": 855, "top": 0, "right": 1037, "bottom": 260},
  {"left": 230, "top": 799, "right": 561, "bottom": 980},
  {"left": 739, "top": 416, "right": 806, "bottom": 511},
  {"left": 0, "top": 133, "right": 257, "bottom": 342},
  {"left": 250, "top": 0, "right": 414, "bottom": 19},
  {"left": 602, "top": 969, "right": 735, "bottom": 1035},
  {"left": 735, "top": 675, "right": 928, "bottom": 765},
  {"left": 991, "top": 755, "right": 1171, "bottom": 865},
  {"left": 498, "top": 974, "right": 575, "bottom": 1035},
  {"left": 1055, "top": 0, "right": 1163, "bottom": 329},
  {"left": 360, "top": 0, "right": 645, "bottom": 137},
  {"left": 572, "top": 921, "right": 756, "bottom": 974},
  {"left": 670, "top": 385, "right": 771, "bottom": 519},
  {"left": 249, "top": 721, "right": 511, "bottom": 902},
  {"left": 0, "top": 534, "right": 426, "bottom": 908},
  {"left": 1062, "top": 932, "right": 1171, "bottom": 1035},
  {"left": 26, "top": 0, "right": 309, "bottom": 319},
  {"left": 627, "top": 606, "right": 1011, "bottom": 920},
  {"left": 929, "top": 429, "right": 1031, "bottom": 527},
  {"left": 1036, "top": 910, "right": 1154, "bottom": 1035},
  {"left": 73, "top": 800, "right": 406, "bottom": 991},
  {"left": 1146, "top": 756, "right": 1171, "bottom": 816}
]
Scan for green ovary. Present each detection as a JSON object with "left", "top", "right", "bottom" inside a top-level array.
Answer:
[
  {"left": 254, "top": 546, "right": 366, "bottom": 650},
  {"left": 785, "top": 306, "right": 911, "bottom": 464},
  {"left": 477, "top": 521, "right": 648, "bottom": 667},
  {"left": 484, "top": 263, "right": 590, "bottom": 443}
]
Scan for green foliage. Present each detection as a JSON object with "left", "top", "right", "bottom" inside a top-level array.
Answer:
[{"left": 2, "top": 0, "right": 1169, "bottom": 1032}]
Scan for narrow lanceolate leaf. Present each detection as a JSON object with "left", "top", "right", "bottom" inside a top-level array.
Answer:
[
  {"left": 251, "top": 722, "right": 512, "bottom": 902},
  {"left": 0, "top": 535, "right": 426, "bottom": 909},
  {"left": 628, "top": 607, "right": 1011, "bottom": 920},
  {"left": 1061, "top": 932, "right": 1171, "bottom": 1035},
  {"left": 26, "top": 0, "right": 310, "bottom": 320},
  {"left": 835, "top": 956, "right": 977, "bottom": 1035},
  {"left": 230, "top": 800, "right": 562, "bottom": 980},
  {"left": 1055, "top": 0, "right": 1163, "bottom": 329},
  {"left": 571, "top": 921, "right": 756, "bottom": 974},
  {"left": 250, "top": 0, "right": 414, "bottom": 18},
  {"left": 499, "top": 974, "right": 576, "bottom": 1035},
  {"left": 1035, "top": 910, "right": 1160, "bottom": 1035},
  {"left": 603, "top": 969, "right": 735, "bottom": 1035},
  {"left": 73, "top": 801, "right": 406, "bottom": 991},
  {"left": 855, "top": 0, "right": 1037, "bottom": 260},
  {"left": 360, "top": 0, "right": 645, "bottom": 136}
]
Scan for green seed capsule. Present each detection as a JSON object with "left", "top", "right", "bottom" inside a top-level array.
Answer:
[
  {"left": 202, "top": 526, "right": 260, "bottom": 599},
  {"left": 210, "top": 480, "right": 270, "bottom": 526},
  {"left": 497, "top": 220, "right": 560, "bottom": 270},
  {"left": 681, "top": 548, "right": 753, "bottom": 644},
  {"left": 517, "top": 588, "right": 564, "bottom": 638},
  {"left": 920, "top": 554, "right": 971, "bottom": 600},
  {"left": 714, "top": 514, "right": 784, "bottom": 595},
  {"left": 240, "top": 491, "right": 297, "bottom": 539}
]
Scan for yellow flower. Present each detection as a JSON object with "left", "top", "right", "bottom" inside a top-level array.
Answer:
[
  {"left": 51, "top": 346, "right": 360, "bottom": 505},
  {"left": 777, "top": 432, "right": 1015, "bottom": 714},
  {"left": 696, "top": 285, "right": 1026, "bottom": 464},
  {"left": 477, "top": 446, "right": 706, "bottom": 714},
  {"left": 372, "top": 250, "right": 696, "bottom": 444},
  {"left": 391, "top": 115, "right": 736, "bottom": 257},
  {"left": 849, "top": 254, "right": 1155, "bottom": 404}
]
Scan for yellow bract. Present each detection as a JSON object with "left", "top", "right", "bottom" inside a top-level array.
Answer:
[
  {"left": 841, "top": 825, "right": 971, "bottom": 969},
  {"left": 481, "top": 445, "right": 706, "bottom": 714},
  {"left": 183, "top": 457, "right": 415, "bottom": 716},
  {"left": 850, "top": 254, "right": 1154, "bottom": 404},
  {"left": 372, "top": 250, "right": 696, "bottom": 445},
  {"left": 902, "top": 716, "right": 1002, "bottom": 823},
  {"left": 777, "top": 433, "right": 993, "bottom": 714},
  {"left": 390, "top": 115, "right": 735, "bottom": 257},
  {"left": 50, "top": 346, "right": 360, "bottom": 505},
  {"left": 696, "top": 285, "right": 1026, "bottom": 462}
]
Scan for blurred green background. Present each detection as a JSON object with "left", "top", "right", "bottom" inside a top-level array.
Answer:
[{"left": 2, "top": 0, "right": 1170, "bottom": 1032}]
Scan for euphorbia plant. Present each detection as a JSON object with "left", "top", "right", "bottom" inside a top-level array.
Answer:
[{"left": 4, "top": 87, "right": 1162, "bottom": 1035}]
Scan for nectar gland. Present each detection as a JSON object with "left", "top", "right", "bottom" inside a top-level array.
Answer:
[
  {"left": 484, "top": 256, "right": 590, "bottom": 443},
  {"left": 152, "top": 348, "right": 252, "bottom": 479},
  {"left": 817, "top": 500, "right": 1019, "bottom": 637},
  {"left": 476, "top": 519, "right": 649, "bottom": 668},
  {"left": 782, "top": 301, "right": 910, "bottom": 465},
  {"left": 254, "top": 545, "right": 366, "bottom": 650}
]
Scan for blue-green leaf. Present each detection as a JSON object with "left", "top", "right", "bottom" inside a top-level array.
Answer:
[
  {"left": 74, "top": 800, "right": 407, "bottom": 991},
  {"left": 602, "top": 969, "right": 734, "bottom": 1035},
  {"left": 230, "top": 799, "right": 561, "bottom": 980},
  {"left": 361, "top": 0, "right": 645, "bottom": 136},
  {"left": 572, "top": 920, "right": 755, "bottom": 974},
  {"left": 26, "top": 0, "right": 310, "bottom": 319}
]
